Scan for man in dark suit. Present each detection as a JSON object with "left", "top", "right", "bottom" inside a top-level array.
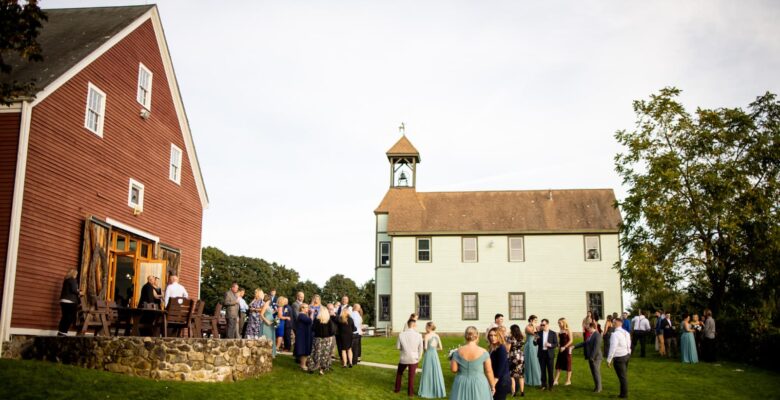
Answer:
[
  {"left": 575, "top": 321, "right": 603, "bottom": 392},
  {"left": 139, "top": 275, "right": 157, "bottom": 307},
  {"left": 536, "top": 318, "right": 558, "bottom": 390}
]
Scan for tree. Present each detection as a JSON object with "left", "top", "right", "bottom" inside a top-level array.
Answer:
[
  {"left": 322, "top": 274, "right": 359, "bottom": 305},
  {"left": 356, "top": 278, "right": 375, "bottom": 324},
  {"left": 0, "top": 0, "right": 47, "bottom": 104},
  {"left": 289, "top": 279, "right": 321, "bottom": 301},
  {"left": 615, "top": 88, "right": 780, "bottom": 321}
]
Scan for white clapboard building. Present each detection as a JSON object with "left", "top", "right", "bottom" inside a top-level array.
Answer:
[{"left": 374, "top": 135, "right": 623, "bottom": 333}]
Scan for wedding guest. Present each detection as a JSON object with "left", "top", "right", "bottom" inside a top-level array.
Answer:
[
  {"left": 632, "top": 311, "right": 651, "bottom": 357},
  {"left": 337, "top": 308, "right": 356, "bottom": 367},
  {"left": 395, "top": 319, "right": 423, "bottom": 396},
  {"left": 621, "top": 312, "right": 631, "bottom": 332},
  {"left": 269, "top": 288, "right": 277, "bottom": 308},
  {"left": 276, "top": 296, "right": 291, "bottom": 351},
  {"left": 259, "top": 294, "right": 277, "bottom": 356},
  {"left": 152, "top": 276, "right": 163, "bottom": 309},
  {"left": 574, "top": 322, "right": 603, "bottom": 393},
  {"left": 506, "top": 324, "right": 525, "bottom": 397},
  {"left": 309, "top": 294, "right": 322, "bottom": 318},
  {"left": 523, "top": 315, "right": 541, "bottom": 387},
  {"left": 237, "top": 289, "right": 248, "bottom": 338},
  {"left": 336, "top": 295, "right": 351, "bottom": 315},
  {"left": 294, "top": 303, "right": 313, "bottom": 370},
  {"left": 680, "top": 313, "right": 699, "bottom": 364},
  {"left": 536, "top": 318, "right": 558, "bottom": 390},
  {"left": 654, "top": 310, "right": 666, "bottom": 356},
  {"left": 57, "top": 268, "right": 80, "bottom": 336},
  {"left": 418, "top": 321, "right": 446, "bottom": 398},
  {"left": 450, "top": 326, "right": 495, "bottom": 400},
  {"left": 245, "top": 289, "right": 263, "bottom": 339},
  {"left": 163, "top": 275, "right": 188, "bottom": 307},
  {"left": 691, "top": 313, "right": 703, "bottom": 355},
  {"left": 702, "top": 309, "right": 717, "bottom": 362},
  {"left": 553, "top": 318, "right": 573, "bottom": 386},
  {"left": 223, "top": 282, "right": 240, "bottom": 338},
  {"left": 582, "top": 311, "right": 593, "bottom": 341},
  {"left": 607, "top": 317, "right": 631, "bottom": 399},
  {"left": 488, "top": 327, "right": 511, "bottom": 400},
  {"left": 140, "top": 275, "right": 158, "bottom": 308},
  {"left": 603, "top": 315, "right": 614, "bottom": 357},
  {"left": 485, "top": 313, "right": 505, "bottom": 341},
  {"left": 662, "top": 313, "right": 678, "bottom": 358},
  {"left": 351, "top": 304, "right": 364, "bottom": 365},
  {"left": 327, "top": 303, "right": 336, "bottom": 317},
  {"left": 308, "top": 305, "right": 337, "bottom": 374}
]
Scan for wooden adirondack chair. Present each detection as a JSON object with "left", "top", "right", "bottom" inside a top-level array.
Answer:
[
  {"left": 165, "top": 297, "right": 194, "bottom": 337},
  {"left": 77, "top": 297, "right": 110, "bottom": 336}
]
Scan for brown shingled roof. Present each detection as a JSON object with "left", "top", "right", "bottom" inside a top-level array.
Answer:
[
  {"left": 386, "top": 136, "right": 420, "bottom": 159},
  {"left": 375, "top": 188, "right": 621, "bottom": 234}
]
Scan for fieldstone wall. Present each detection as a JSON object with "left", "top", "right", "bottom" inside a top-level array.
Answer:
[{"left": 2, "top": 336, "right": 273, "bottom": 382}]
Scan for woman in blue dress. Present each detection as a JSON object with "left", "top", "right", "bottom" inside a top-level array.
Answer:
[
  {"left": 523, "top": 315, "right": 541, "bottom": 387},
  {"left": 259, "top": 294, "right": 277, "bottom": 357},
  {"left": 294, "top": 303, "right": 313, "bottom": 370},
  {"left": 419, "top": 321, "right": 446, "bottom": 398},
  {"left": 245, "top": 289, "right": 264, "bottom": 339},
  {"left": 275, "top": 296, "right": 291, "bottom": 352},
  {"left": 450, "top": 326, "right": 495, "bottom": 400},
  {"left": 680, "top": 313, "right": 699, "bottom": 364}
]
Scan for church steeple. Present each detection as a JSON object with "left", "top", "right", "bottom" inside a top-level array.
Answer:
[{"left": 386, "top": 130, "right": 420, "bottom": 189}]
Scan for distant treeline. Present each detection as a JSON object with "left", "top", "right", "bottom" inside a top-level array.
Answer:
[{"left": 200, "top": 246, "right": 375, "bottom": 323}]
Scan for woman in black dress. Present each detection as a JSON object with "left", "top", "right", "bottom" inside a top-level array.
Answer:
[
  {"left": 488, "top": 327, "right": 511, "bottom": 400},
  {"left": 293, "top": 303, "right": 313, "bottom": 370},
  {"left": 553, "top": 318, "right": 573, "bottom": 386},
  {"left": 337, "top": 308, "right": 356, "bottom": 367}
]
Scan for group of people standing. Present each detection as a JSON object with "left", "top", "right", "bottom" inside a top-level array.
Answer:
[
  {"left": 395, "top": 312, "right": 635, "bottom": 400},
  {"left": 222, "top": 284, "right": 365, "bottom": 373},
  {"left": 649, "top": 308, "right": 717, "bottom": 364}
]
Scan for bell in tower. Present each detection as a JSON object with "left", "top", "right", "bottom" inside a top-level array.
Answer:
[{"left": 386, "top": 124, "right": 421, "bottom": 189}]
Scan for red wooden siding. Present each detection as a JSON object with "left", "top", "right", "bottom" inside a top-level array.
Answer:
[
  {"left": 0, "top": 112, "right": 20, "bottom": 314},
  {"left": 12, "top": 19, "right": 204, "bottom": 330}
]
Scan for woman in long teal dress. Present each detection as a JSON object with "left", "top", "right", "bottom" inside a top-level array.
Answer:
[
  {"left": 419, "top": 322, "right": 446, "bottom": 398},
  {"left": 680, "top": 313, "right": 699, "bottom": 364},
  {"left": 523, "top": 316, "right": 541, "bottom": 386},
  {"left": 259, "top": 294, "right": 277, "bottom": 357},
  {"left": 450, "top": 326, "right": 495, "bottom": 400}
]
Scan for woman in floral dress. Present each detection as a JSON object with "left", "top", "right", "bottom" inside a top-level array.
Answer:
[
  {"left": 244, "top": 289, "right": 264, "bottom": 339},
  {"left": 507, "top": 324, "right": 526, "bottom": 397},
  {"left": 307, "top": 306, "right": 336, "bottom": 374}
]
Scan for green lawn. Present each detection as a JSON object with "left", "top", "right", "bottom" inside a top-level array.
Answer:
[{"left": 0, "top": 337, "right": 778, "bottom": 399}]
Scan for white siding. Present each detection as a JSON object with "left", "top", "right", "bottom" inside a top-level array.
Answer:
[{"left": 386, "top": 234, "right": 621, "bottom": 333}]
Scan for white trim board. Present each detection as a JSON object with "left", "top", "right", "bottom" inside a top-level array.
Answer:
[
  {"left": 106, "top": 217, "right": 160, "bottom": 242},
  {"left": 9, "top": 327, "right": 60, "bottom": 337}
]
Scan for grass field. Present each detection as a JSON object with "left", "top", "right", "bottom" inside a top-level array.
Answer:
[{"left": 1, "top": 336, "right": 778, "bottom": 400}]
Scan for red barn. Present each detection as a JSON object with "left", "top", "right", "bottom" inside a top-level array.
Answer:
[{"left": 0, "top": 5, "right": 208, "bottom": 339}]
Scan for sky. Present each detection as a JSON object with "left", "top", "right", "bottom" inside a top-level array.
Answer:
[{"left": 46, "top": 0, "right": 780, "bottom": 289}]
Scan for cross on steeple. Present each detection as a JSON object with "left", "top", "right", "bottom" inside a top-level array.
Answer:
[{"left": 399, "top": 122, "right": 406, "bottom": 136}]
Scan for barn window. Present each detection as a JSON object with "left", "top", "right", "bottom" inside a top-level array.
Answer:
[
  {"left": 379, "top": 241, "right": 390, "bottom": 266},
  {"left": 170, "top": 144, "right": 182, "bottom": 184},
  {"left": 587, "top": 291, "right": 604, "bottom": 320},
  {"left": 84, "top": 83, "right": 106, "bottom": 137},
  {"left": 415, "top": 293, "right": 431, "bottom": 320},
  {"left": 462, "top": 237, "right": 478, "bottom": 262},
  {"left": 462, "top": 293, "right": 478, "bottom": 320},
  {"left": 508, "top": 292, "right": 526, "bottom": 320},
  {"left": 508, "top": 236, "right": 525, "bottom": 262},
  {"left": 137, "top": 63, "right": 153, "bottom": 109},
  {"left": 378, "top": 295, "right": 391, "bottom": 321},
  {"left": 128, "top": 178, "right": 145, "bottom": 211},
  {"left": 416, "top": 238, "right": 431, "bottom": 262}
]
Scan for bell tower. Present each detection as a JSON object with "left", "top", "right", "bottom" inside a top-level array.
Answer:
[{"left": 386, "top": 123, "right": 420, "bottom": 189}]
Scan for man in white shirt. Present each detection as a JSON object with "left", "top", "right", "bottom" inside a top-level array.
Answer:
[
  {"left": 395, "top": 318, "right": 423, "bottom": 396},
  {"left": 632, "top": 311, "right": 652, "bottom": 357},
  {"left": 163, "top": 275, "right": 188, "bottom": 307},
  {"left": 351, "top": 304, "right": 364, "bottom": 365},
  {"left": 607, "top": 317, "right": 632, "bottom": 399}
]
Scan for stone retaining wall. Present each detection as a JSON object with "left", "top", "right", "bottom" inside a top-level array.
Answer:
[{"left": 2, "top": 336, "right": 273, "bottom": 382}]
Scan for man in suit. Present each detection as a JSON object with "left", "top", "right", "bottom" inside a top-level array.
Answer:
[
  {"left": 536, "top": 318, "right": 558, "bottom": 390},
  {"left": 139, "top": 275, "right": 157, "bottom": 307},
  {"left": 395, "top": 318, "right": 423, "bottom": 397},
  {"left": 575, "top": 321, "right": 603, "bottom": 392},
  {"left": 223, "top": 282, "right": 240, "bottom": 338}
]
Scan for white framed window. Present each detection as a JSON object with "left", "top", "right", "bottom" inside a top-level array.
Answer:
[
  {"left": 378, "top": 295, "right": 391, "bottom": 321},
  {"left": 587, "top": 291, "right": 604, "bottom": 319},
  {"left": 508, "top": 292, "right": 526, "bottom": 320},
  {"left": 128, "top": 178, "right": 145, "bottom": 211},
  {"left": 415, "top": 293, "right": 431, "bottom": 320},
  {"left": 379, "top": 241, "right": 390, "bottom": 266},
  {"left": 509, "top": 236, "right": 525, "bottom": 262},
  {"left": 84, "top": 83, "right": 106, "bottom": 137},
  {"left": 137, "top": 63, "right": 153, "bottom": 109},
  {"left": 416, "top": 238, "right": 431, "bottom": 262},
  {"left": 584, "top": 235, "right": 601, "bottom": 261},
  {"left": 169, "top": 144, "right": 182, "bottom": 184},
  {"left": 462, "top": 237, "right": 478, "bottom": 262},
  {"left": 462, "top": 293, "right": 478, "bottom": 320}
]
